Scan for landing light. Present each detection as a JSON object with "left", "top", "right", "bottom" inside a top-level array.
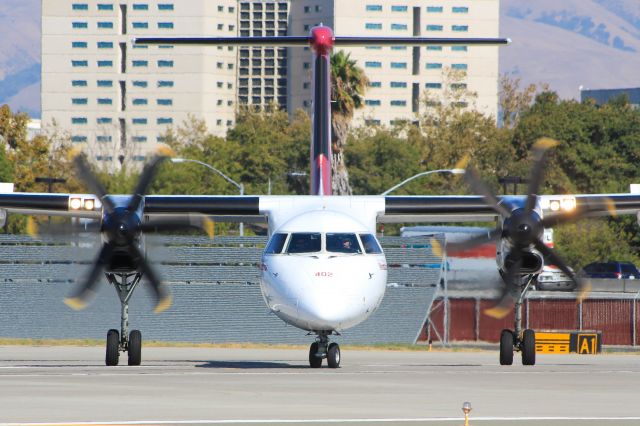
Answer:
[
  {"left": 540, "top": 196, "right": 576, "bottom": 213},
  {"left": 69, "top": 198, "right": 82, "bottom": 210},
  {"left": 84, "top": 199, "right": 95, "bottom": 211}
]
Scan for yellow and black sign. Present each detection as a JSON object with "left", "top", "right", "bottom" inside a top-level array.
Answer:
[{"left": 535, "top": 331, "right": 601, "bottom": 354}]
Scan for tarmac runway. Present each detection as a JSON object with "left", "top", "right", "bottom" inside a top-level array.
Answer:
[{"left": 0, "top": 345, "right": 639, "bottom": 425}]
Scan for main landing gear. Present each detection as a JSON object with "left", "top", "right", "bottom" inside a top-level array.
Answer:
[
  {"left": 308, "top": 331, "right": 341, "bottom": 368},
  {"left": 499, "top": 276, "right": 536, "bottom": 366},
  {"left": 104, "top": 272, "right": 144, "bottom": 366}
]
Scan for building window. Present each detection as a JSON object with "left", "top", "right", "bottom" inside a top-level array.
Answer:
[
  {"left": 132, "top": 22, "right": 148, "bottom": 29},
  {"left": 157, "top": 117, "right": 173, "bottom": 125},
  {"left": 132, "top": 98, "right": 148, "bottom": 105},
  {"left": 132, "top": 118, "right": 147, "bottom": 124},
  {"left": 72, "top": 98, "right": 88, "bottom": 105},
  {"left": 158, "top": 4, "right": 174, "bottom": 10},
  {"left": 132, "top": 60, "right": 148, "bottom": 67},
  {"left": 72, "top": 117, "right": 88, "bottom": 124},
  {"left": 427, "top": 45, "right": 443, "bottom": 51},
  {"left": 157, "top": 80, "right": 174, "bottom": 87},
  {"left": 72, "top": 41, "right": 88, "bottom": 48},
  {"left": 365, "top": 23, "right": 382, "bottom": 30},
  {"left": 96, "top": 155, "right": 113, "bottom": 161},
  {"left": 97, "top": 22, "right": 114, "bottom": 29},
  {"left": 368, "top": 81, "right": 382, "bottom": 88},
  {"left": 452, "top": 25, "right": 468, "bottom": 32},
  {"left": 97, "top": 98, "right": 113, "bottom": 105},
  {"left": 451, "top": 83, "right": 468, "bottom": 90},
  {"left": 426, "top": 63, "right": 443, "bottom": 69},
  {"left": 365, "top": 119, "right": 381, "bottom": 126},
  {"left": 426, "top": 82, "right": 442, "bottom": 89},
  {"left": 157, "top": 99, "right": 173, "bottom": 106},
  {"left": 72, "top": 22, "right": 88, "bottom": 29},
  {"left": 365, "top": 61, "right": 382, "bottom": 68},
  {"left": 157, "top": 60, "right": 174, "bottom": 67},
  {"left": 390, "top": 62, "right": 407, "bottom": 69},
  {"left": 426, "top": 25, "right": 443, "bottom": 31},
  {"left": 132, "top": 136, "right": 148, "bottom": 142},
  {"left": 132, "top": 80, "right": 148, "bottom": 87},
  {"left": 72, "top": 80, "right": 88, "bottom": 87},
  {"left": 97, "top": 4, "right": 113, "bottom": 10},
  {"left": 452, "top": 46, "right": 468, "bottom": 52},
  {"left": 365, "top": 46, "right": 382, "bottom": 50},
  {"left": 71, "top": 136, "right": 87, "bottom": 142},
  {"left": 157, "top": 136, "right": 167, "bottom": 142},
  {"left": 366, "top": 5, "right": 382, "bottom": 11},
  {"left": 391, "top": 100, "right": 407, "bottom": 106},
  {"left": 390, "top": 81, "right": 407, "bottom": 88},
  {"left": 365, "top": 100, "right": 381, "bottom": 106},
  {"left": 96, "top": 136, "right": 112, "bottom": 142},
  {"left": 452, "top": 6, "right": 469, "bottom": 13},
  {"left": 391, "top": 46, "right": 407, "bottom": 50},
  {"left": 97, "top": 41, "right": 114, "bottom": 48},
  {"left": 427, "top": 6, "right": 443, "bottom": 13},
  {"left": 72, "top": 4, "right": 89, "bottom": 10},
  {"left": 391, "top": 5, "right": 408, "bottom": 12},
  {"left": 72, "top": 60, "right": 88, "bottom": 67},
  {"left": 97, "top": 80, "right": 113, "bottom": 87},
  {"left": 452, "top": 63, "right": 468, "bottom": 70},
  {"left": 97, "top": 117, "right": 113, "bottom": 124},
  {"left": 133, "top": 155, "right": 147, "bottom": 161},
  {"left": 391, "top": 23, "right": 407, "bottom": 30},
  {"left": 132, "top": 4, "right": 148, "bottom": 10},
  {"left": 97, "top": 60, "right": 113, "bottom": 67},
  {"left": 158, "top": 22, "right": 174, "bottom": 29}
]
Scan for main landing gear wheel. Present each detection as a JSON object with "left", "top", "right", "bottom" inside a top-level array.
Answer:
[
  {"left": 521, "top": 329, "right": 536, "bottom": 366},
  {"left": 309, "top": 342, "right": 322, "bottom": 368},
  {"left": 327, "top": 342, "right": 341, "bottom": 369},
  {"left": 106, "top": 329, "right": 120, "bottom": 366},
  {"left": 499, "top": 329, "right": 514, "bottom": 366},
  {"left": 128, "top": 330, "right": 142, "bottom": 366}
]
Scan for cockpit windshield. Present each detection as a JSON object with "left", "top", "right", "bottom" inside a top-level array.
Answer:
[
  {"left": 287, "top": 233, "right": 322, "bottom": 253},
  {"left": 326, "top": 233, "right": 361, "bottom": 254}
]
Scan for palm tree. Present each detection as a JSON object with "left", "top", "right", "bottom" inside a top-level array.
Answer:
[{"left": 330, "top": 50, "right": 368, "bottom": 195}]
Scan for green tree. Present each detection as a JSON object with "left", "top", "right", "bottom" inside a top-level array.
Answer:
[{"left": 330, "top": 50, "right": 368, "bottom": 195}]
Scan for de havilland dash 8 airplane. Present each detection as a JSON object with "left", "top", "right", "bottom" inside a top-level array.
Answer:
[{"left": 2, "top": 26, "right": 640, "bottom": 368}]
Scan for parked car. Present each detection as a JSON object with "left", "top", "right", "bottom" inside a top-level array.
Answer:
[
  {"left": 535, "top": 265, "right": 576, "bottom": 291},
  {"left": 579, "top": 261, "right": 640, "bottom": 280}
]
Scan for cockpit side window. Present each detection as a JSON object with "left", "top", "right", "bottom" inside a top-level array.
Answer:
[
  {"left": 265, "top": 233, "right": 288, "bottom": 254},
  {"left": 359, "top": 234, "right": 383, "bottom": 254},
  {"left": 287, "top": 233, "right": 322, "bottom": 253},
  {"left": 327, "top": 233, "right": 361, "bottom": 254}
]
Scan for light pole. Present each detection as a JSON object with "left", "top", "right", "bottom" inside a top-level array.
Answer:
[
  {"left": 380, "top": 168, "right": 465, "bottom": 196},
  {"left": 171, "top": 158, "right": 245, "bottom": 236}
]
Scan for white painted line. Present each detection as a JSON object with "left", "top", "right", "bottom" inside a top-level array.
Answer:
[{"left": 3, "top": 417, "right": 640, "bottom": 425}]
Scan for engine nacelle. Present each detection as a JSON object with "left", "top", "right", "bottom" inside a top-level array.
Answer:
[{"left": 496, "top": 239, "right": 544, "bottom": 276}]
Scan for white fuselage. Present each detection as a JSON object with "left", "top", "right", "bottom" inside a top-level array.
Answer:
[{"left": 259, "top": 207, "right": 388, "bottom": 332}]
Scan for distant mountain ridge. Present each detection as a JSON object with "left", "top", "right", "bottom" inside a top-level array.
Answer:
[{"left": 1, "top": 0, "right": 640, "bottom": 118}]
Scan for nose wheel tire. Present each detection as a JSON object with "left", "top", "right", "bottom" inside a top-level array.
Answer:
[
  {"left": 521, "top": 329, "right": 536, "bottom": 366},
  {"left": 128, "top": 330, "right": 142, "bottom": 366},
  {"left": 309, "top": 342, "right": 322, "bottom": 368},
  {"left": 499, "top": 329, "right": 514, "bottom": 366},
  {"left": 106, "top": 329, "right": 120, "bottom": 366},
  {"left": 327, "top": 343, "right": 341, "bottom": 368}
]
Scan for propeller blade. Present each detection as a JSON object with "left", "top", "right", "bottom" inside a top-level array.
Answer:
[
  {"left": 64, "top": 243, "right": 114, "bottom": 310},
  {"left": 464, "top": 166, "right": 512, "bottom": 218},
  {"left": 484, "top": 251, "right": 522, "bottom": 319},
  {"left": 129, "top": 244, "right": 172, "bottom": 313},
  {"left": 533, "top": 240, "right": 589, "bottom": 301},
  {"left": 524, "top": 138, "right": 559, "bottom": 214},
  {"left": 140, "top": 215, "right": 215, "bottom": 239},
  {"left": 73, "top": 154, "right": 116, "bottom": 213},
  {"left": 128, "top": 154, "right": 171, "bottom": 212},
  {"left": 446, "top": 228, "right": 502, "bottom": 253}
]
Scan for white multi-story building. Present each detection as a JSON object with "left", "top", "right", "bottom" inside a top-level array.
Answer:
[
  {"left": 42, "top": 0, "right": 238, "bottom": 167},
  {"left": 42, "top": 0, "right": 500, "bottom": 166},
  {"left": 288, "top": 0, "right": 501, "bottom": 125}
]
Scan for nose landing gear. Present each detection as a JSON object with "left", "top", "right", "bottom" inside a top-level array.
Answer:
[
  {"left": 308, "top": 331, "right": 341, "bottom": 368},
  {"left": 499, "top": 276, "right": 536, "bottom": 366}
]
